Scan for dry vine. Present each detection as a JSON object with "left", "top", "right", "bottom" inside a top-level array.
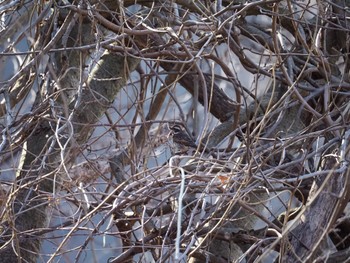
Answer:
[{"left": 0, "top": 0, "right": 349, "bottom": 262}]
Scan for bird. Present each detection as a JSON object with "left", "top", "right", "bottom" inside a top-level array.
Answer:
[{"left": 169, "top": 124, "right": 198, "bottom": 153}]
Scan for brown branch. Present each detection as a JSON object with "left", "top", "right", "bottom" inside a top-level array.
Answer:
[{"left": 284, "top": 139, "right": 350, "bottom": 262}]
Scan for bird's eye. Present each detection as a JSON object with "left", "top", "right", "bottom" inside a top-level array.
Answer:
[{"left": 171, "top": 125, "right": 182, "bottom": 133}]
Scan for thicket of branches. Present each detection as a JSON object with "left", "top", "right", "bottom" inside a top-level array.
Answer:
[{"left": 0, "top": 0, "right": 350, "bottom": 262}]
